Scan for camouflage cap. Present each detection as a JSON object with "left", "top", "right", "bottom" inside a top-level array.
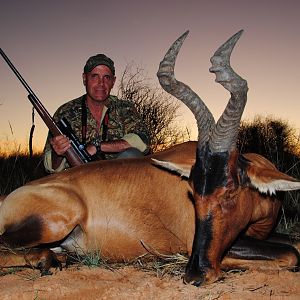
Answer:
[{"left": 84, "top": 54, "right": 115, "bottom": 75}]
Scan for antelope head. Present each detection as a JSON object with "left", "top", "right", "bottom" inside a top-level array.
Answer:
[{"left": 157, "top": 30, "right": 249, "bottom": 285}]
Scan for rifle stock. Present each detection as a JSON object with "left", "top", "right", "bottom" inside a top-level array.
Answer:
[{"left": 0, "top": 48, "right": 91, "bottom": 167}]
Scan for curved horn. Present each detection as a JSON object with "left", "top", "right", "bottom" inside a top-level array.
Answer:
[
  {"left": 209, "top": 30, "right": 248, "bottom": 153},
  {"left": 157, "top": 31, "right": 215, "bottom": 147}
]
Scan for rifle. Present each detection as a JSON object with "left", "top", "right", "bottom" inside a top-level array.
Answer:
[{"left": 0, "top": 48, "right": 92, "bottom": 167}]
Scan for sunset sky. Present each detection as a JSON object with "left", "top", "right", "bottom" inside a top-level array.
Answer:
[{"left": 1, "top": 0, "right": 299, "bottom": 152}]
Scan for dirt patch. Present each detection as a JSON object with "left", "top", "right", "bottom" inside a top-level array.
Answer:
[{"left": 0, "top": 265, "right": 299, "bottom": 299}]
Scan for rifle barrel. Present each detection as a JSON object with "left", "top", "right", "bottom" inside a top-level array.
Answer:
[
  {"left": 0, "top": 48, "right": 36, "bottom": 96},
  {"left": 0, "top": 48, "right": 88, "bottom": 166},
  {"left": 0, "top": 49, "right": 53, "bottom": 120}
]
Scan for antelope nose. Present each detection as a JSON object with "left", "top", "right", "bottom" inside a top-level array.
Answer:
[{"left": 183, "top": 276, "right": 204, "bottom": 287}]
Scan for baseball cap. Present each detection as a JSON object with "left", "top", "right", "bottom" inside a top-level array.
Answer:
[{"left": 84, "top": 54, "right": 115, "bottom": 75}]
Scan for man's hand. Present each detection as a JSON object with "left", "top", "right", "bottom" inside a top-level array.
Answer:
[
  {"left": 86, "top": 144, "right": 97, "bottom": 156},
  {"left": 50, "top": 135, "right": 71, "bottom": 156}
]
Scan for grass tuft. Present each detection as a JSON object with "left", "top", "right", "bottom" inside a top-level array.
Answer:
[{"left": 130, "top": 253, "right": 188, "bottom": 278}]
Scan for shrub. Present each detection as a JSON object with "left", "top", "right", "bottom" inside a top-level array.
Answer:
[{"left": 237, "top": 116, "right": 300, "bottom": 232}]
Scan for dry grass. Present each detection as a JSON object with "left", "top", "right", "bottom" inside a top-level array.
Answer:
[
  {"left": 64, "top": 239, "right": 188, "bottom": 278},
  {"left": 67, "top": 251, "right": 188, "bottom": 279},
  {"left": 130, "top": 253, "right": 188, "bottom": 278}
]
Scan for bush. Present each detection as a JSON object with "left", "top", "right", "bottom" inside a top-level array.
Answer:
[
  {"left": 237, "top": 116, "right": 300, "bottom": 233},
  {"left": 117, "top": 64, "right": 190, "bottom": 152},
  {"left": 0, "top": 151, "right": 46, "bottom": 195}
]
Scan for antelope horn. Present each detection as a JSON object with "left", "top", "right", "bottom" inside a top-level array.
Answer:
[
  {"left": 209, "top": 30, "right": 248, "bottom": 153},
  {"left": 157, "top": 31, "right": 215, "bottom": 147}
]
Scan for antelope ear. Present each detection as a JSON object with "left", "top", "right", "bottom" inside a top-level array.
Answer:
[
  {"left": 246, "top": 164, "right": 300, "bottom": 195},
  {"left": 151, "top": 158, "right": 191, "bottom": 178}
]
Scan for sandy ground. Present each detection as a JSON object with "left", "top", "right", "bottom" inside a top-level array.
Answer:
[{"left": 0, "top": 264, "right": 299, "bottom": 300}]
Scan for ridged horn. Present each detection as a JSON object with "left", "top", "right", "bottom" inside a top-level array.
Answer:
[
  {"left": 209, "top": 30, "right": 248, "bottom": 153},
  {"left": 157, "top": 31, "right": 215, "bottom": 147}
]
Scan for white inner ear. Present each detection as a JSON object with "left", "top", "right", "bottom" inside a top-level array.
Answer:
[
  {"left": 250, "top": 178, "right": 300, "bottom": 195},
  {"left": 151, "top": 158, "right": 191, "bottom": 178}
]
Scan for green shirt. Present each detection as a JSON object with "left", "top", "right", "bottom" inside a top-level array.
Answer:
[{"left": 44, "top": 95, "right": 150, "bottom": 172}]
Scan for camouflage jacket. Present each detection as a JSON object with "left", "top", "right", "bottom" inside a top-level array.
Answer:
[{"left": 44, "top": 95, "right": 150, "bottom": 172}]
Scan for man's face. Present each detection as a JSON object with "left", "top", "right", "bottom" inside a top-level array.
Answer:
[{"left": 83, "top": 65, "right": 116, "bottom": 103}]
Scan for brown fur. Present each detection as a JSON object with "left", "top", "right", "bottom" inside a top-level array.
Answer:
[
  {"left": 0, "top": 141, "right": 298, "bottom": 277},
  {"left": 184, "top": 148, "right": 299, "bottom": 285}
]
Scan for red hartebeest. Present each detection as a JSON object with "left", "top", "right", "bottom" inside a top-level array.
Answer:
[
  {"left": 155, "top": 30, "right": 300, "bottom": 285},
  {"left": 0, "top": 31, "right": 299, "bottom": 285}
]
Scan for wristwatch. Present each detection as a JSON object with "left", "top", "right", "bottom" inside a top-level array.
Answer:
[{"left": 92, "top": 140, "right": 102, "bottom": 155}]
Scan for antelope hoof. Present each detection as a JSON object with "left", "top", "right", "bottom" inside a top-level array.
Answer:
[{"left": 36, "top": 249, "right": 64, "bottom": 276}]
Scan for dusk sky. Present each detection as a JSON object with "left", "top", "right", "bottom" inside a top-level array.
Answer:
[{"left": 1, "top": 0, "right": 299, "bottom": 152}]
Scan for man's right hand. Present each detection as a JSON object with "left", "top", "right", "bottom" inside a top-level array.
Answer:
[{"left": 50, "top": 135, "right": 71, "bottom": 156}]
